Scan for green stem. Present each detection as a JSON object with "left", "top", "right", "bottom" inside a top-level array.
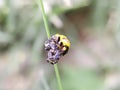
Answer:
[
  {"left": 54, "top": 64, "right": 63, "bottom": 90},
  {"left": 39, "top": 0, "right": 50, "bottom": 38},
  {"left": 38, "top": 0, "right": 63, "bottom": 90}
]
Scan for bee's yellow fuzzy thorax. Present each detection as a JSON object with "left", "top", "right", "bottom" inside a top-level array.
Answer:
[{"left": 55, "top": 34, "right": 70, "bottom": 48}]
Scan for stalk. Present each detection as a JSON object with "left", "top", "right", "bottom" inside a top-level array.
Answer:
[{"left": 37, "top": 0, "right": 63, "bottom": 90}]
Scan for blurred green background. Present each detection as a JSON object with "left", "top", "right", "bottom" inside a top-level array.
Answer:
[{"left": 0, "top": 0, "right": 120, "bottom": 90}]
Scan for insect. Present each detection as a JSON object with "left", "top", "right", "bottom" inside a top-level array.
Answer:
[{"left": 44, "top": 34, "right": 70, "bottom": 65}]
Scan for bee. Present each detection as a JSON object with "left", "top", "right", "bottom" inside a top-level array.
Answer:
[{"left": 44, "top": 34, "right": 70, "bottom": 65}]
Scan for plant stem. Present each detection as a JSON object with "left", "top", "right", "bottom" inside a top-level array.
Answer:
[
  {"left": 38, "top": 0, "right": 63, "bottom": 90},
  {"left": 39, "top": 0, "right": 50, "bottom": 38},
  {"left": 54, "top": 64, "right": 63, "bottom": 90}
]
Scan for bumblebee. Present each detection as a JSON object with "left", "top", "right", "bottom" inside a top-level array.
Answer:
[{"left": 44, "top": 34, "right": 70, "bottom": 65}]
